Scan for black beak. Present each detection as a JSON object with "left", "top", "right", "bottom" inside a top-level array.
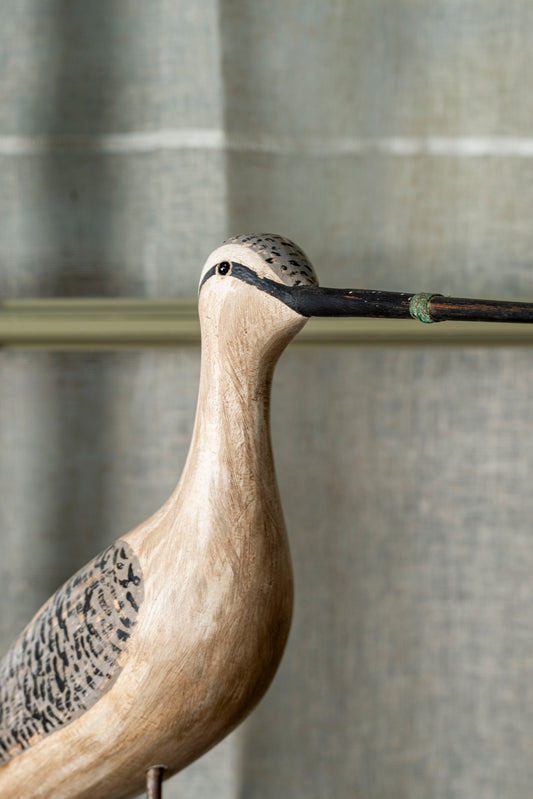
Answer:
[
  {"left": 289, "top": 285, "right": 533, "bottom": 324},
  {"left": 202, "top": 262, "right": 533, "bottom": 324}
]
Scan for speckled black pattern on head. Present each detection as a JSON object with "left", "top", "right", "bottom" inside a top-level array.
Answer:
[
  {"left": 0, "top": 540, "right": 143, "bottom": 765},
  {"left": 223, "top": 234, "right": 319, "bottom": 287}
]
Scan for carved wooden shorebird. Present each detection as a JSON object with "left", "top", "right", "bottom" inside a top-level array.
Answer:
[{"left": 2, "top": 234, "right": 533, "bottom": 799}]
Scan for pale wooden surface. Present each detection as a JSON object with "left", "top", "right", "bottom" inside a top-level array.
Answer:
[
  {"left": 0, "top": 241, "right": 311, "bottom": 797},
  {"left": 3, "top": 2, "right": 533, "bottom": 798}
]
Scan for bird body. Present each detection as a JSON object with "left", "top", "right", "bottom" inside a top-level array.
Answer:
[
  {"left": 0, "top": 235, "right": 314, "bottom": 798},
  {"left": 2, "top": 233, "right": 532, "bottom": 797}
]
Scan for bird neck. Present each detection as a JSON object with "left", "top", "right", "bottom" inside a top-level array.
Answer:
[
  {"left": 171, "top": 316, "right": 290, "bottom": 540},
  {"left": 176, "top": 328, "right": 284, "bottom": 531},
  {"left": 166, "top": 290, "right": 306, "bottom": 543}
]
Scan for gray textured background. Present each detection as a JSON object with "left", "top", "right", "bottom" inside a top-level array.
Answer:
[{"left": 2, "top": 2, "right": 533, "bottom": 797}]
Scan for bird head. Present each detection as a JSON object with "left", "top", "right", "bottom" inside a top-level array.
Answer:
[
  {"left": 198, "top": 233, "right": 441, "bottom": 341},
  {"left": 200, "top": 233, "right": 319, "bottom": 291},
  {"left": 201, "top": 229, "right": 533, "bottom": 355},
  {"left": 198, "top": 234, "right": 320, "bottom": 364}
]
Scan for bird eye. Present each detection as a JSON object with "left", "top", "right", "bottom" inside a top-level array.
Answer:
[{"left": 217, "top": 261, "right": 231, "bottom": 276}]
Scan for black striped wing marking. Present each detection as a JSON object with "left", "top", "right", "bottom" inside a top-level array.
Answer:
[{"left": 0, "top": 540, "right": 143, "bottom": 765}]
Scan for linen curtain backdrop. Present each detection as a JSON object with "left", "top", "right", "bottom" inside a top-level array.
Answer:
[{"left": 2, "top": 2, "right": 533, "bottom": 797}]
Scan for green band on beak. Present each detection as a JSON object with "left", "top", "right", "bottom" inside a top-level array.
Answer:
[{"left": 409, "top": 293, "right": 442, "bottom": 324}]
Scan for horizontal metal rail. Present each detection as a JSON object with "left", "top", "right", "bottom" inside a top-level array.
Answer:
[{"left": 2, "top": 298, "right": 533, "bottom": 349}]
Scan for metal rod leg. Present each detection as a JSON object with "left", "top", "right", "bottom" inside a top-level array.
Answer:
[{"left": 146, "top": 765, "right": 165, "bottom": 799}]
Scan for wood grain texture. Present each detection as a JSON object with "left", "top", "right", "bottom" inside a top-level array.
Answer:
[{"left": 0, "top": 236, "right": 313, "bottom": 798}]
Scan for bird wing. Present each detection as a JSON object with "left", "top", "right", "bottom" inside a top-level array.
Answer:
[{"left": 0, "top": 540, "right": 143, "bottom": 765}]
